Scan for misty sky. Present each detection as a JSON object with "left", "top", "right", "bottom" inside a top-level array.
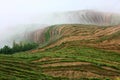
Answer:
[
  {"left": 0, "top": 0, "right": 120, "bottom": 46},
  {"left": 0, "top": 0, "right": 120, "bottom": 47},
  {"left": 0, "top": 0, "right": 120, "bottom": 29}
]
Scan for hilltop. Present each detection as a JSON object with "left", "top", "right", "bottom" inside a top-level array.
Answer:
[{"left": 26, "top": 24, "right": 120, "bottom": 53}]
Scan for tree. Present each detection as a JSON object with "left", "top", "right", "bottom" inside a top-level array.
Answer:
[
  {"left": 0, "top": 48, "right": 2, "bottom": 53},
  {"left": 1, "top": 45, "right": 12, "bottom": 54},
  {"left": 12, "top": 41, "right": 23, "bottom": 52},
  {"left": 0, "top": 41, "right": 38, "bottom": 54}
]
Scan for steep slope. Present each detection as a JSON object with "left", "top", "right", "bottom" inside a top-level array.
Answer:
[{"left": 26, "top": 24, "right": 120, "bottom": 52}]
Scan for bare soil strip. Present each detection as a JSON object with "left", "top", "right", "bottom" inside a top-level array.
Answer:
[
  {"left": 43, "top": 70, "right": 101, "bottom": 79},
  {"left": 32, "top": 57, "right": 65, "bottom": 62},
  {"left": 41, "top": 62, "right": 91, "bottom": 67}
]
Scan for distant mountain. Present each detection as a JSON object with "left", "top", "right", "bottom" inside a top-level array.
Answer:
[
  {"left": 24, "top": 10, "right": 120, "bottom": 44},
  {"left": 3, "top": 10, "right": 120, "bottom": 48},
  {"left": 34, "top": 10, "right": 120, "bottom": 26}
]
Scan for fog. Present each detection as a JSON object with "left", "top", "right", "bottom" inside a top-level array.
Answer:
[{"left": 0, "top": 0, "right": 120, "bottom": 47}]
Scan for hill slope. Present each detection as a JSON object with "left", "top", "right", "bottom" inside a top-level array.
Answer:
[
  {"left": 26, "top": 24, "right": 120, "bottom": 52},
  {"left": 1, "top": 24, "right": 120, "bottom": 80}
]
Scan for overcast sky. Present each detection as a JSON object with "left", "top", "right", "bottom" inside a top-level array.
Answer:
[
  {"left": 0, "top": 0, "right": 120, "bottom": 46},
  {"left": 0, "top": 0, "right": 120, "bottom": 29},
  {"left": 0, "top": 0, "right": 120, "bottom": 36}
]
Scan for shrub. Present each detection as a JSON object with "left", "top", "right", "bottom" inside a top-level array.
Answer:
[{"left": 0, "top": 41, "right": 38, "bottom": 54}]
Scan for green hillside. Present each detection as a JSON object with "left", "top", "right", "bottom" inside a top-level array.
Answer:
[{"left": 0, "top": 24, "right": 120, "bottom": 80}]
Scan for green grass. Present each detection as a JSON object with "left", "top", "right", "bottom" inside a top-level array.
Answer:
[
  {"left": 10, "top": 41, "right": 120, "bottom": 69},
  {"left": 0, "top": 40, "right": 120, "bottom": 79},
  {"left": 0, "top": 55, "right": 70, "bottom": 80}
]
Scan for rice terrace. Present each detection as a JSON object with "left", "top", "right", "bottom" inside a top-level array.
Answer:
[{"left": 0, "top": 0, "right": 120, "bottom": 80}]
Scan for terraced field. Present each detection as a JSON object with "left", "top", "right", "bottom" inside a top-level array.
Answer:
[
  {"left": 27, "top": 24, "right": 120, "bottom": 52},
  {"left": 0, "top": 55, "right": 70, "bottom": 80},
  {"left": 1, "top": 24, "right": 120, "bottom": 80},
  {"left": 1, "top": 40, "right": 120, "bottom": 80}
]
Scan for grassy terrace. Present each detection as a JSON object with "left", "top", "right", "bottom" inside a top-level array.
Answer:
[
  {"left": 0, "top": 40, "right": 120, "bottom": 80},
  {"left": 0, "top": 55, "right": 69, "bottom": 80}
]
